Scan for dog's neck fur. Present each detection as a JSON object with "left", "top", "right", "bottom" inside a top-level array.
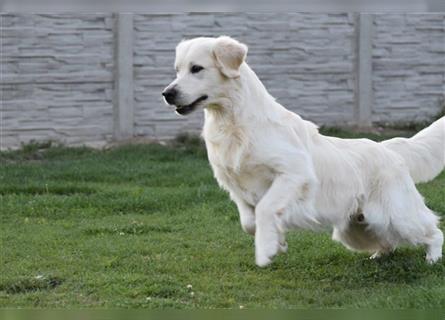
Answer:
[
  {"left": 203, "top": 63, "right": 281, "bottom": 139},
  {"left": 202, "top": 63, "right": 288, "bottom": 171}
]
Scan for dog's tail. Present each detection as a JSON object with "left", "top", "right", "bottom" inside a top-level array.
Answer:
[{"left": 382, "top": 116, "right": 445, "bottom": 183}]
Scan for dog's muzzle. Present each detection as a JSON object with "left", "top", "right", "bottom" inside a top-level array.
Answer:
[{"left": 175, "top": 95, "right": 208, "bottom": 116}]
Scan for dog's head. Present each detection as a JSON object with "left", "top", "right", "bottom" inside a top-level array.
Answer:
[{"left": 162, "top": 36, "right": 248, "bottom": 115}]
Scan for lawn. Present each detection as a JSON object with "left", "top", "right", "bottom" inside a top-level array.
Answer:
[{"left": 0, "top": 132, "right": 444, "bottom": 309}]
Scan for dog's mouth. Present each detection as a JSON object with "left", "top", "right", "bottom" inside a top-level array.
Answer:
[{"left": 175, "top": 95, "right": 208, "bottom": 116}]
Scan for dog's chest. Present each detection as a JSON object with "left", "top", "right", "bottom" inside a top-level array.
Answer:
[
  {"left": 203, "top": 116, "right": 275, "bottom": 205},
  {"left": 206, "top": 141, "right": 273, "bottom": 206}
]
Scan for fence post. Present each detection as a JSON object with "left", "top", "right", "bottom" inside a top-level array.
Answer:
[
  {"left": 113, "top": 13, "right": 134, "bottom": 140},
  {"left": 356, "top": 13, "right": 373, "bottom": 127}
]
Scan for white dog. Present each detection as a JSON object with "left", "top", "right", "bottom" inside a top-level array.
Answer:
[{"left": 162, "top": 36, "right": 444, "bottom": 267}]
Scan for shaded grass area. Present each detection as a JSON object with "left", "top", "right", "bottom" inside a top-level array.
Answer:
[{"left": 0, "top": 133, "right": 444, "bottom": 308}]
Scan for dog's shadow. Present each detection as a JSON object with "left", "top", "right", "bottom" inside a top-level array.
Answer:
[
  {"left": 292, "top": 249, "right": 442, "bottom": 288},
  {"left": 240, "top": 246, "right": 445, "bottom": 290}
]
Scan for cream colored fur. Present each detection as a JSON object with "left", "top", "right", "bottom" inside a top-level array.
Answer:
[
  {"left": 164, "top": 36, "right": 444, "bottom": 267},
  {"left": 383, "top": 117, "right": 445, "bottom": 183}
]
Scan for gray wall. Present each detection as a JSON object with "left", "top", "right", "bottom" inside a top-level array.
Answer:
[
  {"left": 134, "top": 13, "right": 357, "bottom": 140},
  {"left": 1, "top": 13, "right": 444, "bottom": 149},
  {"left": 372, "top": 14, "right": 445, "bottom": 123},
  {"left": 1, "top": 14, "right": 115, "bottom": 148}
]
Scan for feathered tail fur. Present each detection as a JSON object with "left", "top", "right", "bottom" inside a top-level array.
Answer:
[{"left": 382, "top": 117, "right": 445, "bottom": 183}]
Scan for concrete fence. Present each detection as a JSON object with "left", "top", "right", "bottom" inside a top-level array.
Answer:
[{"left": 1, "top": 13, "right": 444, "bottom": 149}]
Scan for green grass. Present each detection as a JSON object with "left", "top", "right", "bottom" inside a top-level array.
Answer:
[{"left": 0, "top": 133, "right": 444, "bottom": 309}]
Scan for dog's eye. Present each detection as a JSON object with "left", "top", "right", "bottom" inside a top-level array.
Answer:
[{"left": 190, "top": 65, "right": 204, "bottom": 74}]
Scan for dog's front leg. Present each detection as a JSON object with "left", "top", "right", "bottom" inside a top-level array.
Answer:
[
  {"left": 255, "top": 174, "right": 306, "bottom": 267},
  {"left": 231, "top": 192, "right": 256, "bottom": 235}
]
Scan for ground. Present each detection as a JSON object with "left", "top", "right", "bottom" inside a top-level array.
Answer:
[{"left": 0, "top": 131, "right": 444, "bottom": 308}]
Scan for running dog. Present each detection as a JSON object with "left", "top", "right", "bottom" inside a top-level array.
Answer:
[{"left": 162, "top": 36, "right": 444, "bottom": 267}]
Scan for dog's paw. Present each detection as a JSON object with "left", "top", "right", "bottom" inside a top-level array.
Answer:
[
  {"left": 369, "top": 251, "right": 382, "bottom": 260},
  {"left": 255, "top": 244, "right": 278, "bottom": 267},
  {"left": 278, "top": 241, "right": 288, "bottom": 254},
  {"left": 255, "top": 232, "right": 282, "bottom": 267},
  {"left": 255, "top": 253, "right": 273, "bottom": 267},
  {"left": 426, "top": 253, "right": 442, "bottom": 264}
]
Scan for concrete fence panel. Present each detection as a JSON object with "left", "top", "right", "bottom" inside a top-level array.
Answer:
[{"left": 1, "top": 13, "right": 444, "bottom": 149}]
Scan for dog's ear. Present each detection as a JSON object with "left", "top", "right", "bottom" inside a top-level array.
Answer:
[{"left": 213, "top": 36, "right": 248, "bottom": 78}]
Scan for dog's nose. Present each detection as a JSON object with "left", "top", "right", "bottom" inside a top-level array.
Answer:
[{"left": 162, "top": 87, "right": 177, "bottom": 104}]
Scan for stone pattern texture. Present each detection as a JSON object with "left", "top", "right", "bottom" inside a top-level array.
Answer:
[
  {"left": 1, "top": 14, "right": 115, "bottom": 148},
  {"left": 133, "top": 13, "right": 357, "bottom": 139},
  {"left": 1, "top": 13, "right": 444, "bottom": 149},
  {"left": 372, "top": 14, "right": 445, "bottom": 123}
]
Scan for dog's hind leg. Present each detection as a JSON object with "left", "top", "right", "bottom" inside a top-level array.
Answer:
[
  {"left": 367, "top": 172, "right": 443, "bottom": 264},
  {"left": 425, "top": 227, "right": 443, "bottom": 264}
]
